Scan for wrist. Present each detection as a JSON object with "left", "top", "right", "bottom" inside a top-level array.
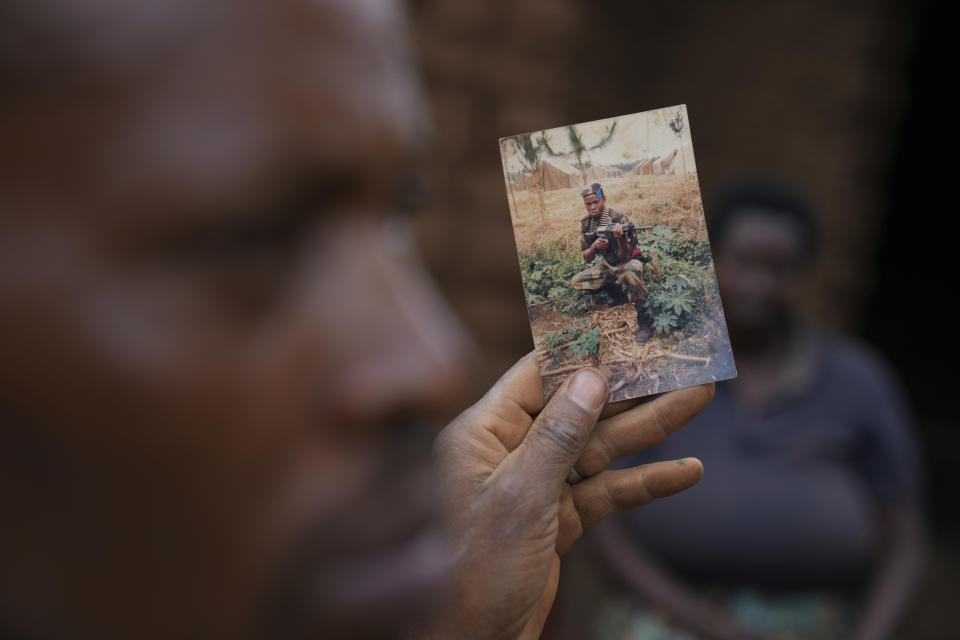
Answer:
[{"left": 413, "top": 557, "right": 520, "bottom": 640}]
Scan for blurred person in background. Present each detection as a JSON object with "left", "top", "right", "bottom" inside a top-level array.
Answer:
[
  {"left": 0, "top": 0, "right": 714, "bottom": 638},
  {"left": 585, "top": 180, "right": 926, "bottom": 640}
]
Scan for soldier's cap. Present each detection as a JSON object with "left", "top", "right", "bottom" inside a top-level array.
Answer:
[{"left": 581, "top": 183, "right": 604, "bottom": 199}]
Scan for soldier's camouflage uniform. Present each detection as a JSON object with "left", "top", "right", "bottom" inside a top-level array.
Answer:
[{"left": 571, "top": 208, "right": 649, "bottom": 305}]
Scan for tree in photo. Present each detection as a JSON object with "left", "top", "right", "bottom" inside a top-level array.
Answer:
[
  {"left": 513, "top": 132, "right": 548, "bottom": 219},
  {"left": 542, "top": 122, "right": 618, "bottom": 184},
  {"left": 668, "top": 109, "right": 688, "bottom": 176}
]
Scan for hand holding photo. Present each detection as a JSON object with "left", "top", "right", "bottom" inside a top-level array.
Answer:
[{"left": 499, "top": 106, "right": 737, "bottom": 401}]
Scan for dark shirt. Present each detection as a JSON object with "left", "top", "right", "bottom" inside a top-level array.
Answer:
[
  {"left": 619, "top": 328, "right": 923, "bottom": 586},
  {"left": 580, "top": 208, "right": 634, "bottom": 266}
]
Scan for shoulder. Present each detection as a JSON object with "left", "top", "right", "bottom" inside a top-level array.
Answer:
[
  {"left": 580, "top": 215, "right": 591, "bottom": 230},
  {"left": 809, "top": 330, "right": 922, "bottom": 502},
  {"left": 811, "top": 329, "right": 906, "bottom": 404},
  {"left": 608, "top": 209, "right": 628, "bottom": 221},
  {"left": 816, "top": 331, "right": 895, "bottom": 383}
]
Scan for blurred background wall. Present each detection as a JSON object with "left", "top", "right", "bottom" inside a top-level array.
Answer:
[
  {"left": 411, "top": 0, "right": 913, "bottom": 371},
  {"left": 409, "top": 0, "right": 957, "bottom": 635}
]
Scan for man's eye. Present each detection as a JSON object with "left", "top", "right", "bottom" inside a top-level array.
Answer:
[
  {"left": 153, "top": 201, "right": 324, "bottom": 318},
  {"left": 154, "top": 223, "right": 297, "bottom": 289},
  {"left": 159, "top": 227, "right": 298, "bottom": 318},
  {"left": 161, "top": 177, "right": 334, "bottom": 267}
]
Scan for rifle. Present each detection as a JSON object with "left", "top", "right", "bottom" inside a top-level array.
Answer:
[
  {"left": 583, "top": 222, "right": 656, "bottom": 265},
  {"left": 583, "top": 222, "right": 653, "bottom": 244}
]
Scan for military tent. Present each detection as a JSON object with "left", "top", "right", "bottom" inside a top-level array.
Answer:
[
  {"left": 633, "top": 157, "right": 654, "bottom": 175},
  {"left": 514, "top": 161, "right": 578, "bottom": 192},
  {"left": 581, "top": 164, "right": 622, "bottom": 182},
  {"left": 539, "top": 161, "right": 576, "bottom": 191},
  {"left": 653, "top": 149, "right": 679, "bottom": 175}
]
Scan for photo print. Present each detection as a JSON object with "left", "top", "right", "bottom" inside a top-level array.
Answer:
[{"left": 499, "top": 105, "right": 737, "bottom": 402}]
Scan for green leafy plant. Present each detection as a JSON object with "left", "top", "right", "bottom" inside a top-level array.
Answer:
[
  {"left": 640, "top": 225, "right": 713, "bottom": 336},
  {"left": 645, "top": 224, "right": 712, "bottom": 265},
  {"left": 567, "top": 328, "right": 601, "bottom": 358},
  {"left": 520, "top": 226, "right": 717, "bottom": 340},
  {"left": 652, "top": 313, "right": 679, "bottom": 335},
  {"left": 519, "top": 242, "right": 593, "bottom": 315},
  {"left": 540, "top": 319, "right": 600, "bottom": 363}
]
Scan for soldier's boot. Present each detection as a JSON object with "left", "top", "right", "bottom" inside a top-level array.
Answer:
[
  {"left": 588, "top": 293, "right": 606, "bottom": 310},
  {"left": 634, "top": 303, "right": 653, "bottom": 344},
  {"left": 602, "top": 283, "right": 628, "bottom": 307}
]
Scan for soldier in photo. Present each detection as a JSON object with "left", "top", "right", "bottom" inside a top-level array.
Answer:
[{"left": 572, "top": 183, "right": 654, "bottom": 342}]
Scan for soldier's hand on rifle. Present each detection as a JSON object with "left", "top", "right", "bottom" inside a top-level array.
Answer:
[
  {"left": 592, "top": 237, "right": 609, "bottom": 250},
  {"left": 430, "top": 353, "right": 713, "bottom": 640},
  {"left": 612, "top": 223, "right": 625, "bottom": 238}
]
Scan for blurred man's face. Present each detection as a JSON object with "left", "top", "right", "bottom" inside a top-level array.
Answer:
[
  {"left": 714, "top": 210, "right": 807, "bottom": 332},
  {"left": 583, "top": 194, "right": 605, "bottom": 215},
  {"left": 0, "top": 0, "right": 466, "bottom": 638}
]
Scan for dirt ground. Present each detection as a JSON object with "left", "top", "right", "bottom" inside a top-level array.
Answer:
[{"left": 510, "top": 173, "right": 736, "bottom": 401}]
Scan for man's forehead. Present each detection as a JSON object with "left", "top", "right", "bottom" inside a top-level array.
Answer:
[
  {"left": 296, "top": 0, "right": 426, "bottom": 149},
  {"left": 2, "top": 0, "right": 425, "bottom": 227}
]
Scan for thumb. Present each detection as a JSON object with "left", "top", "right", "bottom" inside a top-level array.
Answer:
[{"left": 502, "top": 368, "right": 608, "bottom": 487}]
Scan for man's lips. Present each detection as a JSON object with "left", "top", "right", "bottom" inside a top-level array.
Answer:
[
  {"left": 317, "top": 520, "right": 452, "bottom": 623},
  {"left": 262, "top": 437, "right": 452, "bottom": 636},
  {"left": 315, "top": 458, "right": 452, "bottom": 624}
]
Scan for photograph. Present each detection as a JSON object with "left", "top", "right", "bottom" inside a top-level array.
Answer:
[{"left": 499, "top": 105, "right": 737, "bottom": 401}]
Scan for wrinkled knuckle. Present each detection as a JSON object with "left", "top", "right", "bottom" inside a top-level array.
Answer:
[
  {"left": 648, "top": 403, "right": 673, "bottom": 439},
  {"left": 577, "top": 444, "right": 607, "bottom": 476},
  {"left": 603, "top": 478, "right": 628, "bottom": 513},
  {"left": 595, "top": 427, "right": 618, "bottom": 462},
  {"left": 581, "top": 481, "right": 619, "bottom": 526},
  {"left": 625, "top": 472, "right": 654, "bottom": 506},
  {"left": 605, "top": 473, "right": 650, "bottom": 512},
  {"left": 579, "top": 434, "right": 613, "bottom": 475}
]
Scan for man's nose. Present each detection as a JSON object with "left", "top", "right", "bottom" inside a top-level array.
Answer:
[{"left": 299, "top": 219, "right": 472, "bottom": 428}]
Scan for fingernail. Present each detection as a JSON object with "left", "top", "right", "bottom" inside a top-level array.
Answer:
[{"left": 569, "top": 369, "right": 607, "bottom": 411}]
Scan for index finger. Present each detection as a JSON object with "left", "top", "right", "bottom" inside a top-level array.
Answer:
[
  {"left": 599, "top": 397, "right": 645, "bottom": 420},
  {"left": 574, "top": 383, "right": 714, "bottom": 477}
]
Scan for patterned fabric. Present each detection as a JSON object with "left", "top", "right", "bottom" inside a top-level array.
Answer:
[
  {"left": 593, "top": 589, "right": 853, "bottom": 640},
  {"left": 571, "top": 258, "right": 648, "bottom": 304}
]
